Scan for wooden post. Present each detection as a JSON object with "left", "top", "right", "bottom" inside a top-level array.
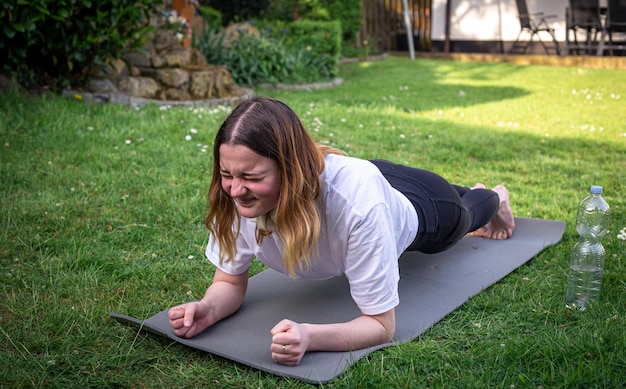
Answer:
[{"left": 172, "top": 0, "right": 194, "bottom": 48}]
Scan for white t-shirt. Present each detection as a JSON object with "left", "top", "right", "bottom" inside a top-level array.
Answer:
[{"left": 205, "top": 154, "right": 419, "bottom": 315}]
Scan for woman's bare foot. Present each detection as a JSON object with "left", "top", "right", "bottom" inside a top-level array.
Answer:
[{"left": 467, "top": 184, "right": 515, "bottom": 240}]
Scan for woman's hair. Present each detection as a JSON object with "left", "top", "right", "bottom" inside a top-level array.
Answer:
[{"left": 206, "top": 97, "right": 343, "bottom": 277}]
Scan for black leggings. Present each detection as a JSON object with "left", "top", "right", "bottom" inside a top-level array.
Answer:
[{"left": 370, "top": 160, "right": 499, "bottom": 254}]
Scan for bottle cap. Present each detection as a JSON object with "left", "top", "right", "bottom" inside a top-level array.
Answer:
[{"left": 590, "top": 185, "right": 603, "bottom": 194}]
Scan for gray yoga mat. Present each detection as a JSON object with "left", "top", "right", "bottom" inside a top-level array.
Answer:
[{"left": 111, "top": 217, "right": 565, "bottom": 384}]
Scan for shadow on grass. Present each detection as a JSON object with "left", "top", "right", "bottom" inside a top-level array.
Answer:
[{"left": 326, "top": 57, "right": 531, "bottom": 113}]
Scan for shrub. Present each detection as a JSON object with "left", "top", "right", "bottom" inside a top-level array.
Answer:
[
  {"left": 263, "top": 0, "right": 330, "bottom": 22},
  {"left": 285, "top": 19, "right": 342, "bottom": 77},
  {"left": 263, "top": 0, "right": 360, "bottom": 47},
  {"left": 322, "top": 0, "right": 361, "bottom": 43},
  {"left": 195, "top": 19, "right": 341, "bottom": 86},
  {"left": 199, "top": 6, "right": 222, "bottom": 30},
  {"left": 0, "top": 0, "right": 160, "bottom": 90},
  {"left": 197, "top": 26, "right": 290, "bottom": 86}
]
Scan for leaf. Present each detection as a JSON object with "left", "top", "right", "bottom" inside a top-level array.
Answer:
[
  {"left": 11, "top": 23, "right": 25, "bottom": 32},
  {"left": 3, "top": 25, "right": 15, "bottom": 38},
  {"left": 56, "top": 8, "right": 69, "bottom": 19}
]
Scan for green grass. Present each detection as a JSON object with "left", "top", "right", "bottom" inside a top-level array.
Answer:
[{"left": 1, "top": 56, "right": 625, "bottom": 388}]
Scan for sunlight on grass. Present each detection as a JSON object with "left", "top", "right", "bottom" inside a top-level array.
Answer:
[{"left": 1, "top": 56, "right": 625, "bottom": 387}]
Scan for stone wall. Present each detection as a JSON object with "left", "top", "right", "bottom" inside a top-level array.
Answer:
[{"left": 87, "top": 29, "right": 241, "bottom": 102}]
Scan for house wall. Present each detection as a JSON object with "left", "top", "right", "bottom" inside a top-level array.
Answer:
[{"left": 429, "top": 0, "right": 607, "bottom": 52}]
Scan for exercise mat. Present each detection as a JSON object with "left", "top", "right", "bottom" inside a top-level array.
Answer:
[{"left": 111, "top": 217, "right": 565, "bottom": 384}]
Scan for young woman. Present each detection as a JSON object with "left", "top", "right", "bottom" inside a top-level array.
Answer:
[{"left": 168, "top": 97, "right": 515, "bottom": 366}]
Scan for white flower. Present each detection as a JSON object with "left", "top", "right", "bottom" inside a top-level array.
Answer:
[
  {"left": 185, "top": 135, "right": 192, "bottom": 141},
  {"left": 190, "top": 128, "right": 198, "bottom": 134},
  {"left": 125, "top": 139, "right": 132, "bottom": 145}
]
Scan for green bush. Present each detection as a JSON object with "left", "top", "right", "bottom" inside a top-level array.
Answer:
[
  {"left": 322, "top": 0, "right": 361, "bottom": 42},
  {"left": 199, "top": 6, "right": 222, "bottom": 30},
  {"left": 262, "top": 0, "right": 360, "bottom": 49},
  {"left": 196, "top": 27, "right": 290, "bottom": 86},
  {"left": 286, "top": 19, "right": 341, "bottom": 76},
  {"left": 264, "top": 0, "right": 330, "bottom": 22},
  {"left": 195, "top": 19, "right": 341, "bottom": 86},
  {"left": 0, "top": 0, "right": 160, "bottom": 90}
]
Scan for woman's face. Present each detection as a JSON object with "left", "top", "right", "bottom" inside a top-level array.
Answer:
[{"left": 219, "top": 144, "right": 281, "bottom": 219}]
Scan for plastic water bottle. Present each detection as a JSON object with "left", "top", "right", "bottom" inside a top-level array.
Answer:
[{"left": 565, "top": 185, "right": 610, "bottom": 310}]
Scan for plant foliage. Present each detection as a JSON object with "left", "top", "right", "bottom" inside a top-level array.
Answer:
[
  {"left": 202, "top": 0, "right": 270, "bottom": 25},
  {"left": 0, "top": 0, "right": 161, "bottom": 90},
  {"left": 195, "top": 19, "right": 341, "bottom": 86},
  {"left": 202, "top": 0, "right": 361, "bottom": 46}
]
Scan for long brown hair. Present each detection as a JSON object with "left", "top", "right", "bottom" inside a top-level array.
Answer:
[{"left": 206, "top": 97, "right": 343, "bottom": 276}]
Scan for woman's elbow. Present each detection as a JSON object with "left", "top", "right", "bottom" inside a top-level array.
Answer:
[{"left": 370, "top": 309, "right": 396, "bottom": 344}]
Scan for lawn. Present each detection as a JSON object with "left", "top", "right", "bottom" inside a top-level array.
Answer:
[{"left": 1, "top": 56, "right": 625, "bottom": 388}]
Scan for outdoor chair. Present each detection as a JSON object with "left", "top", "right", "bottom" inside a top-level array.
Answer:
[
  {"left": 510, "top": 0, "right": 560, "bottom": 55},
  {"left": 565, "top": 0, "right": 603, "bottom": 55},
  {"left": 597, "top": 0, "right": 626, "bottom": 55}
]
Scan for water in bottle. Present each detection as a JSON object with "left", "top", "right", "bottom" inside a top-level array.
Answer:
[{"left": 565, "top": 185, "right": 610, "bottom": 311}]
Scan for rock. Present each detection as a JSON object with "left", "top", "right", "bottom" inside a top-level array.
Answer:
[
  {"left": 136, "top": 67, "right": 158, "bottom": 79},
  {"left": 121, "top": 77, "right": 160, "bottom": 98},
  {"left": 164, "top": 49, "right": 192, "bottom": 67},
  {"left": 157, "top": 68, "right": 190, "bottom": 88},
  {"left": 124, "top": 50, "right": 152, "bottom": 68},
  {"left": 76, "top": 27, "right": 242, "bottom": 103},
  {"left": 151, "top": 53, "right": 166, "bottom": 68},
  {"left": 108, "top": 59, "right": 129, "bottom": 79},
  {"left": 87, "top": 78, "right": 117, "bottom": 93},
  {"left": 129, "top": 65, "right": 141, "bottom": 77},
  {"left": 89, "top": 59, "right": 128, "bottom": 82},
  {"left": 190, "top": 48, "right": 209, "bottom": 67},
  {"left": 189, "top": 70, "right": 212, "bottom": 99},
  {"left": 189, "top": 65, "right": 235, "bottom": 99},
  {"left": 165, "top": 88, "right": 191, "bottom": 101},
  {"left": 153, "top": 29, "right": 182, "bottom": 52}
]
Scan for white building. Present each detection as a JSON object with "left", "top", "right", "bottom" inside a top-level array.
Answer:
[{"left": 429, "top": 0, "right": 609, "bottom": 54}]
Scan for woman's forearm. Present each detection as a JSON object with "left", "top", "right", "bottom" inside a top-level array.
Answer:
[
  {"left": 201, "top": 269, "right": 249, "bottom": 325},
  {"left": 269, "top": 309, "right": 396, "bottom": 365},
  {"left": 303, "top": 310, "right": 396, "bottom": 352}
]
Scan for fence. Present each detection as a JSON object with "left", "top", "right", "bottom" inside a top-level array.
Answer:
[{"left": 359, "top": 0, "right": 432, "bottom": 52}]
